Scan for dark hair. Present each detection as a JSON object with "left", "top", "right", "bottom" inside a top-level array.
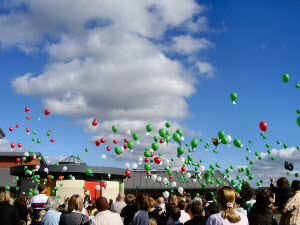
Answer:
[
  {"left": 15, "top": 193, "right": 26, "bottom": 206},
  {"left": 178, "top": 200, "right": 186, "bottom": 210},
  {"left": 291, "top": 180, "right": 300, "bottom": 192},
  {"left": 235, "top": 197, "right": 245, "bottom": 206},
  {"left": 245, "top": 191, "right": 253, "bottom": 201},
  {"left": 277, "top": 177, "right": 290, "bottom": 189},
  {"left": 206, "top": 192, "right": 213, "bottom": 201},
  {"left": 252, "top": 189, "right": 271, "bottom": 215},
  {"left": 191, "top": 200, "right": 204, "bottom": 217},
  {"left": 170, "top": 207, "right": 181, "bottom": 221},
  {"left": 96, "top": 197, "right": 109, "bottom": 212},
  {"left": 136, "top": 194, "right": 149, "bottom": 210},
  {"left": 38, "top": 184, "right": 46, "bottom": 193}
]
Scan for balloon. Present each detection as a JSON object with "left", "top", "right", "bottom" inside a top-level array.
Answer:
[
  {"left": 95, "top": 140, "right": 100, "bottom": 146},
  {"left": 138, "top": 157, "right": 143, "bottom": 164},
  {"left": 100, "top": 138, "right": 106, "bottom": 143},
  {"left": 113, "top": 140, "right": 118, "bottom": 144},
  {"left": 101, "top": 154, "right": 106, "bottom": 159},
  {"left": 157, "top": 176, "right": 162, "bottom": 182},
  {"left": 124, "top": 163, "right": 130, "bottom": 169},
  {"left": 153, "top": 136, "right": 159, "bottom": 142},
  {"left": 282, "top": 74, "right": 290, "bottom": 83},
  {"left": 152, "top": 142, "right": 159, "bottom": 151},
  {"left": 297, "top": 117, "right": 300, "bottom": 127},
  {"left": 201, "top": 182, "right": 207, "bottom": 188},
  {"left": 125, "top": 130, "right": 131, "bottom": 136},
  {"left": 85, "top": 168, "right": 93, "bottom": 176},
  {"left": 297, "top": 109, "right": 300, "bottom": 114},
  {"left": 283, "top": 144, "right": 288, "bottom": 149},
  {"left": 106, "top": 146, "right": 111, "bottom": 151},
  {"left": 26, "top": 128, "right": 30, "bottom": 133},
  {"left": 186, "top": 172, "right": 191, "bottom": 179},
  {"left": 144, "top": 163, "right": 151, "bottom": 171},
  {"left": 231, "top": 180, "right": 236, "bottom": 185},
  {"left": 146, "top": 124, "right": 153, "bottom": 133},
  {"left": 25, "top": 107, "right": 30, "bottom": 112},
  {"left": 181, "top": 166, "right": 186, "bottom": 172},
  {"left": 218, "top": 131, "right": 226, "bottom": 139},
  {"left": 114, "top": 147, "right": 122, "bottom": 155},
  {"left": 234, "top": 185, "right": 242, "bottom": 192},
  {"left": 37, "top": 139, "right": 41, "bottom": 143},
  {"left": 163, "top": 191, "right": 170, "bottom": 199},
  {"left": 233, "top": 139, "right": 242, "bottom": 148},
  {"left": 131, "top": 163, "right": 137, "bottom": 169},
  {"left": 178, "top": 187, "right": 183, "bottom": 194},
  {"left": 92, "top": 119, "right": 98, "bottom": 126},
  {"left": 16, "top": 124, "right": 19, "bottom": 128},
  {"left": 10, "top": 143, "right": 15, "bottom": 149},
  {"left": 165, "top": 122, "right": 171, "bottom": 128},
  {"left": 164, "top": 159, "right": 170, "bottom": 167},
  {"left": 44, "top": 109, "right": 50, "bottom": 115},
  {"left": 102, "top": 181, "right": 107, "bottom": 188},
  {"left": 230, "top": 93, "right": 238, "bottom": 104},
  {"left": 159, "top": 129, "right": 166, "bottom": 138},
  {"left": 9, "top": 127, "right": 13, "bottom": 131},
  {"left": 296, "top": 84, "right": 300, "bottom": 88},
  {"left": 44, "top": 168, "right": 49, "bottom": 174},
  {"left": 50, "top": 139, "right": 55, "bottom": 143},
  {"left": 187, "top": 155, "right": 193, "bottom": 162},
  {"left": 127, "top": 141, "right": 134, "bottom": 149},
  {"left": 26, "top": 116, "right": 30, "bottom": 120},
  {"left": 177, "top": 146, "right": 185, "bottom": 155},
  {"left": 95, "top": 185, "right": 100, "bottom": 190},
  {"left": 37, "top": 156, "right": 42, "bottom": 162},
  {"left": 176, "top": 129, "right": 183, "bottom": 137},
  {"left": 250, "top": 160, "right": 254, "bottom": 165},
  {"left": 58, "top": 176, "right": 63, "bottom": 180},
  {"left": 191, "top": 138, "right": 199, "bottom": 148},
  {"left": 172, "top": 133, "right": 181, "bottom": 142},
  {"left": 271, "top": 157, "right": 275, "bottom": 160},
  {"left": 212, "top": 138, "right": 219, "bottom": 147},
  {"left": 259, "top": 122, "right": 268, "bottom": 132},
  {"left": 63, "top": 166, "right": 67, "bottom": 171},
  {"left": 199, "top": 165, "right": 205, "bottom": 172},
  {"left": 16, "top": 158, "right": 21, "bottom": 163},
  {"left": 133, "top": 133, "right": 139, "bottom": 141},
  {"left": 154, "top": 157, "right": 161, "bottom": 164},
  {"left": 112, "top": 125, "right": 118, "bottom": 133},
  {"left": 221, "top": 138, "right": 228, "bottom": 144},
  {"left": 159, "top": 139, "right": 164, "bottom": 144}
]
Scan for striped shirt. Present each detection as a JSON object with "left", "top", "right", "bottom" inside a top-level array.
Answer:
[
  {"left": 284, "top": 191, "right": 300, "bottom": 225},
  {"left": 30, "top": 193, "right": 48, "bottom": 223}
]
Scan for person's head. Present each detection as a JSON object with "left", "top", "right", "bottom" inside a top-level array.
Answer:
[
  {"left": 136, "top": 194, "right": 149, "bottom": 210},
  {"left": 148, "top": 197, "right": 156, "bottom": 209},
  {"left": 149, "top": 218, "right": 157, "bottom": 225},
  {"left": 178, "top": 200, "right": 186, "bottom": 210},
  {"left": 0, "top": 191, "right": 11, "bottom": 202},
  {"left": 253, "top": 189, "right": 271, "bottom": 214},
  {"left": 109, "top": 199, "right": 113, "bottom": 204},
  {"left": 68, "top": 194, "right": 83, "bottom": 212},
  {"left": 170, "top": 207, "right": 181, "bottom": 222},
  {"left": 38, "top": 184, "right": 46, "bottom": 193},
  {"left": 277, "top": 177, "right": 290, "bottom": 189},
  {"left": 191, "top": 199, "right": 204, "bottom": 217},
  {"left": 217, "top": 186, "right": 241, "bottom": 223},
  {"left": 206, "top": 192, "right": 213, "bottom": 201},
  {"left": 245, "top": 191, "right": 254, "bottom": 201},
  {"left": 38, "top": 210, "right": 46, "bottom": 220},
  {"left": 45, "top": 196, "right": 59, "bottom": 210},
  {"left": 168, "top": 194, "right": 178, "bottom": 208},
  {"left": 117, "top": 192, "right": 125, "bottom": 202},
  {"left": 125, "top": 194, "right": 135, "bottom": 204},
  {"left": 96, "top": 197, "right": 109, "bottom": 212},
  {"left": 86, "top": 206, "right": 94, "bottom": 216},
  {"left": 16, "top": 193, "right": 27, "bottom": 205},
  {"left": 234, "top": 198, "right": 244, "bottom": 208},
  {"left": 157, "top": 197, "right": 164, "bottom": 204},
  {"left": 193, "top": 197, "right": 203, "bottom": 204},
  {"left": 291, "top": 180, "right": 300, "bottom": 193}
]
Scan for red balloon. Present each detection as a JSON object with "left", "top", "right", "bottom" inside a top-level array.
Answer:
[
  {"left": 47, "top": 175, "right": 51, "bottom": 180},
  {"left": 26, "top": 116, "right": 30, "bottom": 120},
  {"left": 100, "top": 138, "right": 106, "bottom": 143},
  {"left": 144, "top": 158, "right": 149, "bottom": 163},
  {"left": 26, "top": 128, "right": 30, "bottom": 133},
  {"left": 181, "top": 166, "right": 186, "bottom": 172},
  {"left": 92, "top": 119, "right": 98, "bottom": 126},
  {"left": 16, "top": 124, "right": 19, "bottom": 128},
  {"left": 17, "top": 143, "right": 22, "bottom": 148},
  {"left": 58, "top": 176, "right": 63, "bottom": 180},
  {"left": 150, "top": 152, "right": 154, "bottom": 157},
  {"left": 124, "top": 138, "right": 128, "bottom": 143},
  {"left": 159, "top": 139, "right": 164, "bottom": 144},
  {"left": 259, "top": 122, "right": 268, "bottom": 132},
  {"left": 9, "top": 127, "right": 13, "bottom": 131},
  {"left": 49, "top": 130, "right": 52, "bottom": 133},
  {"left": 113, "top": 140, "right": 118, "bottom": 144},
  {"left": 44, "top": 109, "right": 50, "bottom": 115},
  {"left": 125, "top": 170, "right": 131, "bottom": 177},
  {"left": 95, "top": 140, "right": 100, "bottom": 146},
  {"left": 45, "top": 189, "right": 48, "bottom": 193},
  {"left": 16, "top": 158, "right": 21, "bottom": 163},
  {"left": 146, "top": 171, "right": 151, "bottom": 175},
  {"left": 169, "top": 175, "right": 173, "bottom": 179},
  {"left": 106, "top": 146, "right": 111, "bottom": 151},
  {"left": 25, "top": 107, "right": 30, "bottom": 112},
  {"left": 11, "top": 143, "right": 15, "bottom": 148},
  {"left": 183, "top": 191, "right": 187, "bottom": 196},
  {"left": 50, "top": 139, "right": 55, "bottom": 143},
  {"left": 102, "top": 181, "right": 107, "bottom": 187},
  {"left": 123, "top": 144, "right": 128, "bottom": 149},
  {"left": 33, "top": 156, "right": 36, "bottom": 160},
  {"left": 154, "top": 157, "right": 161, "bottom": 164}
]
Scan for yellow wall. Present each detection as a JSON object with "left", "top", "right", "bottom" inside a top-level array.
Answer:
[{"left": 56, "top": 180, "right": 85, "bottom": 205}]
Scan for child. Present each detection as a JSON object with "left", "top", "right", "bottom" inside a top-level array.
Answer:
[
  {"left": 34, "top": 210, "right": 46, "bottom": 225},
  {"left": 150, "top": 218, "right": 158, "bottom": 225}
]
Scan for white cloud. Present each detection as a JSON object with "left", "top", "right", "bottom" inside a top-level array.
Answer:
[
  {"left": 0, "top": 139, "right": 11, "bottom": 152},
  {"left": 196, "top": 61, "right": 215, "bottom": 78},
  {"left": 44, "top": 155, "right": 67, "bottom": 165},
  {"left": 170, "top": 35, "right": 213, "bottom": 54}
]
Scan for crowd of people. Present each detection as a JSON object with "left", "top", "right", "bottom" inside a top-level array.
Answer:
[{"left": 0, "top": 178, "right": 299, "bottom": 225}]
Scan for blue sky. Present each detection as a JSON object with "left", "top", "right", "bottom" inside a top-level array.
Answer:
[{"left": 0, "top": 0, "right": 299, "bottom": 186}]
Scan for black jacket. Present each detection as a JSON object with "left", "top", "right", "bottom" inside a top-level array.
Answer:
[
  {"left": 0, "top": 202, "right": 20, "bottom": 225},
  {"left": 184, "top": 216, "right": 207, "bottom": 225},
  {"left": 59, "top": 212, "right": 89, "bottom": 225},
  {"left": 270, "top": 184, "right": 292, "bottom": 211},
  {"left": 15, "top": 202, "right": 28, "bottom": 223},
  {"left": 120, "top": 204, "right": 137, "bottom": 225},
  {"left": 248, "top": 205, "right": 273, "bottom": 225}
]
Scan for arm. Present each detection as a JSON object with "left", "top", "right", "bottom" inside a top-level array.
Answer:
[{"left": 283, "top": 195, "right": 296, "bottom": 213}]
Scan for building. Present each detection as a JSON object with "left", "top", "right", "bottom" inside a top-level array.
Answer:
[{"left": 0, "top": 128, "right": 5, "bottom": 139}]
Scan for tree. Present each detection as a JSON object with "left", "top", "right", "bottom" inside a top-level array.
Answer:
[{"left": 240, "top": 182, "right": 252, "bottom": 199}]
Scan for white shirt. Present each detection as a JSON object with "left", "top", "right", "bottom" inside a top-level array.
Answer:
[
  {"left": 111, "top": 201, "right": 126, "bottom": 214},
  {"left": 206, "top": 211, "right": 249, "bottom": 225},
  {"left": 179, "top": 210, "right": 191, "bottom": 224},
  {"left": 91, "top": 210, "right": 123, "bottom": 225}
]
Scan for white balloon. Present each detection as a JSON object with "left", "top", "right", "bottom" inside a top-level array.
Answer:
[
  {"left": 162, "top": 177, "right": 168, "bottom": 184},
  {"left": 152, "top": 174, "right": 157, "bottom": 181},
  {"left": 138, "top": 157, "right": 143, "bottom": 164},
  {"left": 108, "top": 174, "right": 111, "bottom": 178},
  {"left": 164, "top": 159, "right": 170, "bottom": 166},
  {"left": 71, "top": 176, "right": 75, "bottom": 181},
  {"left": 29, "top": 171, "right": 32, "bottom": 175},
  {"left": 35, "top": 165, "right": 40, "bottom": 170},
  {"left": 178, "top": 186, "right": 183, "bottom": 194},
  {"left": 157, "top": 176, "right": 162, "bottom": 182},
  {"left": 171, "top": 181, "right": 177, "bottom": 188},
  {"left": 101, "top": 154, "right": 106, "bottom": 159},
  {"left": 199, "top": 165, "right": 205, "bottom": 172},
  {"left": 62, "top": 166, "right": 67, "bottom": 171},
  {"left": 181, "top": 136, "right": 184, "bottom": 141},
  {"left": 225, "top": 135, "right": 232, "bottom": 143},
  {"left": 163, "top": 191, "right": 170, "bottom": 199},
  {"left": 180, "top": 157, "right": 185, "bottom": 163},
  {"left": 131, "top": 163, "right": 138, "bottom": 169},
  {"left": 149, "top": 149, "right": 154, "bottom": 152},
  {"left": 95, "top": 185, "right": 101, "bottom": 190},
  {"left": 124, "top": 163, "right": 130, "bottom": 169},
  {"left": 24, "top": 152, "right": 29, "bottom": 157},
  {"left": 186, "top": 172, "right": 191, "bottom": 179},
  {"left": 125, "top": 130, "right": 131, "bottom": 136},
  {"left": 192, "top": 178, "right": 197, "bottom": 183},
  {"left": 44, "top": 168, "right": 49, "bottom": 173}
]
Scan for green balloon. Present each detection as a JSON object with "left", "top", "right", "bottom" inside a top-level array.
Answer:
[
  {"left": 201, "top": 182, "right": 207, "bottom": 188},
  {"left": 22, "top": 157, "right": 26, "bottom": 162},
  {"left": 260, "top": 132, "right": 264, "bottom": 136},
  {"left": 83, "top": 186, "right": 86, "bottom": 189},
  {"left": 172, "top": 133, "right": 181, "bottom": 142},
  {"left": 85, "top": 168, "right": 93, "bottom": 176},
  {"left": 230, "top": 165, "right": 234, "bottom": 170},
  {"left": 242, "top": 179, "right": 247, "bottom": 184},
  {"left": 152, "top": 142, "right": 159, "bottom": 151},
  {"left": 221, "top": 138, "right": 228, "bottom": 144},
  {"left": 28, "top": 150, "right": 32, "bottom": 153},
  {"left": 267, "top": 150, "right": 271, "bottom": 154},
  {"left": 44, "top": 178, "right": 47, "bottom": 183},
  {"left": 249, "top": 174, "right": 254, "bottom": 180},
  {"left": 144, "top": 163, "right": 151, "bottom": 171},
  {"left": 47, "top": 131, "right": 51, "bottom": 136},
  {"left": 234, "top": 185, "right": 242, "bottom": 192},
  {"left": 50, "top": 175, "right": 54, "bottom": 180},
  {"left": 32, "top": 137, "right": 36, "bottom": 141},
  {"left": 225, "top": 168, "right": 230, "bottom": 173},
  {"left": 246, "top": 156, "right": 249, "bottom": 160},
  {"left": 177, "top": 146, "right": 185, "bottom": 155},
  {"left": 295, "top": 173, "right": 299, "bottom": 177},
  {"left": 266, "top": 144, "right": 270, "bottom": 148},
  {"left": 187, "top": 155, "right": 193, "bottom": 162},
  {"left": 287, "top": 172, "right": 290, "bottom": 175},
  {"left": 241, "top": 168, "right": 244, "bottom": 172},
  {"left": 191, "top": 138, "right": 199, "bottom": 148},
  {"left": 158, "top": 129, "right": 166, "bottom": 138},
  {"left": 200, "top": 138, "right": 203, "bottom": 142},
  {"left": 230, "top": 93, "right": 238, "bottom": 102},
  {"left": 112, "top": 125, "right": 118, "bottom": 133},
  {"left": 165, "top": 136, "right": 170, "bottom": 143},
  {"left": 215, "top": 163, "right": 220, "bottom": 168},
  {"left": 28, "top": 192, "right": 33, "bottom": 197},
  {"left": 32, "top": 130, "right": 37, "bottom": 134},
  {"left": 144, "top": 151, "right": 151, "bottom": 157},
  {"left": 5, "top": 186, "right": 10, "bottom": 191},
  {"left": 250, "top": 160, "right": 254, "bottom": 165},
  {"left": 146, "top": 124, "right": 153, "bottom": 132},
  {"left": 33, "top": 190, "right": 37, "bottom": 195},
  {"left": 258, "top": 156, "right": 262, "bottom": 160},
  {"left": 297, "top": 146, "right": 300, "bottom": 150},
  {"left": 210, "top": 171, "right": 215, "bottom": 176},
  {"left": 246, "top": 148, "right": 250, "bottom": 152},
  {"left": 55, "top": 163, "right": 59, "bottom": 167},
  {"left": 277, "top": 141, "right": 281, "bottom": 145},
  {"left": 230, "top": 179, "right": 236, "bottom": 185},
  {"left": 297, "top": 117, "right": 300, "bottom": 127},
  {"left": 77, "top": 156, "right": 81, "bottom": 160},
  {"left": 218, "top": 131, "right": 226, "bottom": 139},
  {"left": 256, "top": 182, "right": 261, "bottom": 187},
  {"left": 127, "top": 141, "right": 134, "bottom": 149},
  {"left": 249, "top": 140, "right": 252, "bottom": 143},
  {"left": 37, "top": 156, "right": 42, "bottom": 162},
  {"left": 263, "top": 135, "right": 267, "bottom": 139},
  {"left": 283, "top": 144, "right": 288, "bottom": 149},
  {"left": 246, "top": 168, "right": 251, "bottom": 175},
  {"left": 166, "top": 131, "right": 171, "bottom": 136},
  {"left": 233, "top": 139, "right": 242, "bottom": 148},
  {"left": 236, "top": 176, "right": 240, "bottom": 180},
  {"left": 255, "top": 152, "right": 259, "bottom": 156},
  {"left": 282, "top": 74, "right": 290, "bottom": 83},
  {"left": 271, "top": 157, "right": 275, "bottom": 161},
  {"left": 132, "top": 133, "right": 139, "bottom": 141},
  {"left": 165, "top": 122, "right": 171, "bottom": 128},
  {"left": 114, "top": 147, "right": 122, "bottom": 155},
  {"left": 37, "top": 139, "right": 41, "bottom": 143},
  {"left": 296, "top": 84, "right": 300, "bottom": 88},
  {"left": 176, "top": 129, "right": 183, "bottom": 137}
]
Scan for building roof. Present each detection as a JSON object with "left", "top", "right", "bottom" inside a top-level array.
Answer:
[
  {"left": 0, "top": 152, "right": 47, "bottom": 165},
  {"left": 124, "top": 170, "right": 231, "bottom": 190},
  {"left": 0, "top": 128, "right": 5, "bottom": 139},
  {"left": 58, "top": 155, "right": 86, "bottom": 165}
]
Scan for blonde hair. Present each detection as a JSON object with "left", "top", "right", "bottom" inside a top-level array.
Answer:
[
  {"left": 68, "top": 194, "right": 83, "bottom": 212},
  {"left": 149, "top": 218, "right": 157, "bottom": 225},
  {"left": 168, "top": 194, "right": 178, "bottom": 208},
  {"left": 0, "top": 192, "right": 11, "bottom": 202},
  {"left": 39, "top": 210, "right": 46, "bottom": 219},
  {"left": 217, "top": 186, "right": 241, "bottom": 223},
  {"left": 148, "top": 197, "right": 156, "bottom": 208}
]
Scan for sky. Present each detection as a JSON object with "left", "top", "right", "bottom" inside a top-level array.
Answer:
[{"left": 0, "top": 0, "right": 300, "bottom": 187}]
